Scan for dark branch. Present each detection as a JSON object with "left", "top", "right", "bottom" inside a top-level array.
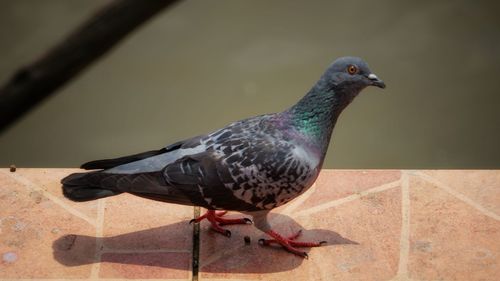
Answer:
[{"left": 0, "top": 0, "right": 180, "bottom": 133}]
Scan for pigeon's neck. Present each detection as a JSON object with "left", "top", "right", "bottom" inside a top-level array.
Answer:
[{"left": 285, "top": 78, "right": 357, "bottom": 152}]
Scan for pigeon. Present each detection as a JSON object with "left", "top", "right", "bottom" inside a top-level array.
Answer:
[{"left": 61, "top": 56, "right": 385, "bottom": 257}]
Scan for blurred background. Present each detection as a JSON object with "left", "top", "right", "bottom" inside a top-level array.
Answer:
[{"left": 0, "top": 0, "right": 499, "bottom": 168}]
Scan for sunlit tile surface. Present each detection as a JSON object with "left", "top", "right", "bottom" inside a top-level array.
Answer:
[{"left": 0, "top": 169, "right": 498, "bottom": 280}]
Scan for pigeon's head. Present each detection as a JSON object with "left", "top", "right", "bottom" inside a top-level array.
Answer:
[{"left": 322, "top": 56, "right": 385, "bottom": 96}]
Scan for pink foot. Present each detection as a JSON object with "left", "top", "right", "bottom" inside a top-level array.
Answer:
[
  {"left": 190, "top": 210, "right": 252, "bottom": 237},
  {"left": 259, "top": 229, "right": 327, "bottom": 258}
]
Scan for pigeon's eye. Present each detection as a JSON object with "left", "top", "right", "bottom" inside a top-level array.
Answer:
[{"left": 347, "top": 65, "right": 358, "bottom": 75}]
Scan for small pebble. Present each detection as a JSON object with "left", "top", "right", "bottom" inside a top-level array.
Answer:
[
  {"left": 244, "top": 236, "right": 251, "bottom": 245},
  {"left": 3, "top": 252, "right": 17, "bottom": 263},
  {"left": 9, "top": 164, "right": 16, "bottom": 172}
]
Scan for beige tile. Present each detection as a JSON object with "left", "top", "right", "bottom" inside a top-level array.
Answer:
[
  {"left": 14, "top": 168, "right": 99, "bottom": 221},
  {"left": 99, "top": 252, "right": 191, "bottom": 279},
  {"left": 102, "top": 194, "right": 193, "bottom": 251},
  {"left": 0, "top": 168, "right": 194, "bottom": 279},
  {"left": 422, "top": 170, "right": 500, "bottom": 215},
  {"left": 2, "top": 168, "right": 499, "bottom": 280},
  {"left": 301, "top": 170, "right": 401, "bottom": 209},
  {"left": 0, "top": 169, "right": 96, "bottom": 278},
  {"left": 199, "top": 178, "right": 402, "bottom": 281},
  {"left": 408, "top": 175, "right": 500, "bottom": 280},
  {"left": 99, "top": 191, "right": 194, "bottom": 279}
]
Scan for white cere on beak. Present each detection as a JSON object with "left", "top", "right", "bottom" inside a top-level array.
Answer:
[{"left": 368, "top": 73, "right": 378, "bottom": 80}]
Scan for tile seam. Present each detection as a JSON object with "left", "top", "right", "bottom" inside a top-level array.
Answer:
[
  {"left": 90, "top": 199, "right": 105, "bottom": 280},
  {"left": 396, "top": 171, "right": 410, "bottom": 278},
  {"left": 0, "top": 170, "right": 97, "bottom": 227},
  {"left": 192, "top": 206, "right": 200, "bottom": 281},
  {"left": 415, "top": 171, "right": 500, "bottom": 221},
  {"left": 295, "top": 180, "right": 401, "bottom": 217}
]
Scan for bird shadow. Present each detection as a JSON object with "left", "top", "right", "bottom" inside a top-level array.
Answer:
[{"left": 53, "top": 213, "right": 358, "bottom": 273}]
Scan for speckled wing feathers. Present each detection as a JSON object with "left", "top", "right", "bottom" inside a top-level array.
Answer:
[{"left": 160, "top": 114, "right": 319, "bottom": 211}]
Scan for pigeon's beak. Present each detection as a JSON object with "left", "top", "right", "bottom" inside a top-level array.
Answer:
[{"left": 367, "top": 73, "right": 386, "bottom": 89}]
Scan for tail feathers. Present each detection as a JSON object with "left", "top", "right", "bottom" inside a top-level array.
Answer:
[
  {"left": 61, "top": 172, "right": 122, "bottom": 202},
  {"left": 62, "top": 185, "right": 119, "bottom": 202},
  {"left": 61, "top": 170, "right": 196, "bottom": 205}
]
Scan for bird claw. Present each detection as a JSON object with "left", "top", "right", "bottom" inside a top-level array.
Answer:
[
  {"left": 319, "top": 240, "right": 327, "bottom": 245},
  {"left": 208, "top": 225, "right": 232, "bottom": 238},
  {"left": 259, "top": 229, "right": 325, "bottom": 258},
  {"left": 193, "top": 210, "right": 250, "bottom": 237}
]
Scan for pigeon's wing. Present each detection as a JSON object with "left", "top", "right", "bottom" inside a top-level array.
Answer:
[
  {"left": 80, "top": 139, "right": 188, "bottom": 170},
  {"left": 159, "top": 117, "right": 318, "bottom": 211},
  {"left": 160, "top": 150, "right": 262, "bottom": 211},
  {"left": 90, "top": 136, "right": 206, "bottom": 174},
  {"left": 81, "top": 148, "right": 169, "bottom": 170}
]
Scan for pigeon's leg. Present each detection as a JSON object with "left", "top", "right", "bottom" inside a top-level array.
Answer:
[
  {"left": 260, "top": 230, "right": 327, "bottom": 248},
  {"left": 190, "top": 210, "right": 252, "bottom": 237},
  {"left": 251, "top": 211, "right": 326, "bottom": 258},
  {"left": 189, "top": 210, "right": 226, "bottom": 224}
]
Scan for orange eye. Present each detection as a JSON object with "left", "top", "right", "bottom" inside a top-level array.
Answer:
[{"left": 347, "top": 65, "right": 357, "bottom": 75}]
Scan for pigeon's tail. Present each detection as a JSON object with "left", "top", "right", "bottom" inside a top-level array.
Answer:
[{"left": 61, "top": 172, "right": 123, "bottom": 202}]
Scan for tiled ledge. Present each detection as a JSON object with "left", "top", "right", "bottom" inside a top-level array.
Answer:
[{"left": 0, "top": 169, "right": 498, "bottom": 280}]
